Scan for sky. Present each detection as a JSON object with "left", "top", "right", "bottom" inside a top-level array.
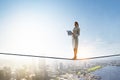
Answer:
[{"left": 0, "top": 0, "right": 120, "bottom": 59}]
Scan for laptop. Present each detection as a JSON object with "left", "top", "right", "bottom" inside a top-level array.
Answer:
[{"left": 67, "top": 30, "right": 72, "bottom": 35}]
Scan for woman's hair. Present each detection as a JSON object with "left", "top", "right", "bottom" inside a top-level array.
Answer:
[{"left": 74, "top": 21, "right": 79, "bottom": 27}]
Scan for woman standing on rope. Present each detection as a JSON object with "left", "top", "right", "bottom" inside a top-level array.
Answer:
[{"left": 72, "top": 21, "right": 80, "bottom": 60}]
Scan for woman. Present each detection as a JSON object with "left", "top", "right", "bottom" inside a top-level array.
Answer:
[{"left": 72, "top": 21, "right": 80, "bottom": 60}]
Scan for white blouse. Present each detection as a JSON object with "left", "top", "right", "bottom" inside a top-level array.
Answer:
[{"left": 72, "top": 27, "right": 80, "bottom": 38}]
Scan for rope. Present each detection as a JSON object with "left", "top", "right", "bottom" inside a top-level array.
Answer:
[{"left": 0, "top": 53, "right": 120, "bottom": 60}]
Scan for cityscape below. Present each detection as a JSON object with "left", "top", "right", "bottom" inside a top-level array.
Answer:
[{"left": 0, "top": 55, "right": 120, "bottom": 80}]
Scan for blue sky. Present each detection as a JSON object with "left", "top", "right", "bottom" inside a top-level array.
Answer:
[{"left": 0, "top": 0, "right": 120, "bottom": 59}]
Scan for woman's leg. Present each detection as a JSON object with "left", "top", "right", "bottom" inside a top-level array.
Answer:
[{"left": 74, "top": 48, "right": 77, "bottom": 60}]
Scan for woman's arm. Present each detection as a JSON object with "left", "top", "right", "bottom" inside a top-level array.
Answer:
[{"left": 74, "top": 28, "right": 80, "bottom": 37}]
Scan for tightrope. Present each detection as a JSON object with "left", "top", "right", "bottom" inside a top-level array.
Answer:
[{"left": 0, "top": 53, "right": 120, "bottom": 60}]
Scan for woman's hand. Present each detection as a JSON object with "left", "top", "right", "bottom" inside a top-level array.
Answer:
[{"left": 72, "top": 33, "right": 75, "bottom": 38}]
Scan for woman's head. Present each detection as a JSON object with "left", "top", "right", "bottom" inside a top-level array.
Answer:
[{"left": 74, "top": 21, "right": 79, "bottom": 27}]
